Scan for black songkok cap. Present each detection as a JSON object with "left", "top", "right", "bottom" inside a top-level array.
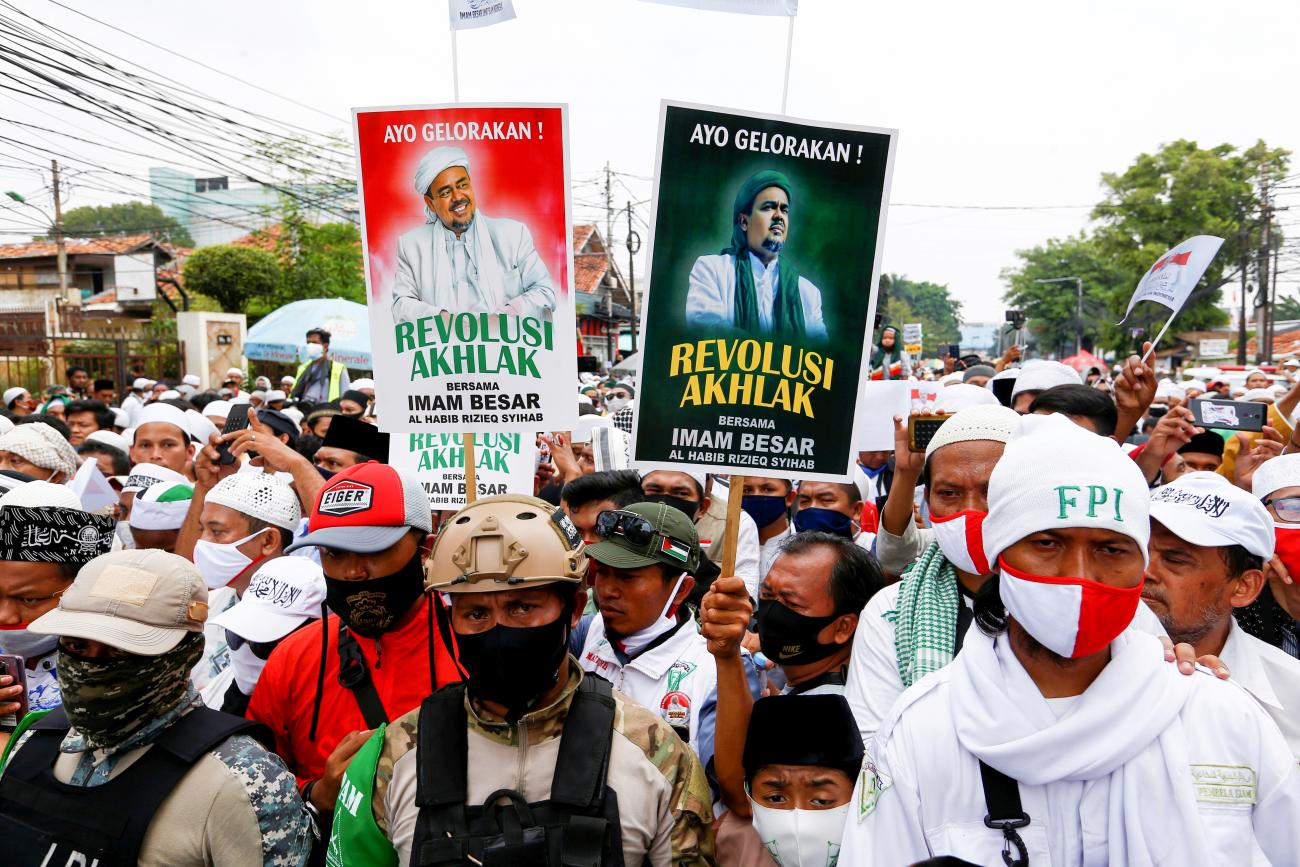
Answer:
[{"left": 742, "top": 694, "right": 864, "bottom": 783}]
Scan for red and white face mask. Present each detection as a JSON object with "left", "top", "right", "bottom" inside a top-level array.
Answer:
[
  {"left": 930, "top": 510, "right": 990, "bottom": 575},
  {"left": 998, "top": 559, "right": 1144, "bottom": 658},
  {"left": 1273, "top": 524, "right": 1300, "bottom": 577}
]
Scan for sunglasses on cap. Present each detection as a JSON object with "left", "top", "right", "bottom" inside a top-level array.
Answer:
[
  {"left": 225, "top": 630, "right": 280, "bottom": 660},
  {"left": 594, "top": 509, "right": 694, "bottom": 558},
  {"left": 1264, "top": 495, "right": 1300, "bottom": 524}
]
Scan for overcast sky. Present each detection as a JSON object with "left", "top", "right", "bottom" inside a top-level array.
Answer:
[{"left": 3, "top": 0, "right": 1299, "bottom": 323}]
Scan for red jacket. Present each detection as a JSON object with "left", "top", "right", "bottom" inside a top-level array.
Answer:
[{"left": 247, "top": 594, "right": 459, "bottom": 786}]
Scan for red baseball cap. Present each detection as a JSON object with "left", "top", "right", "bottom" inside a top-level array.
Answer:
[{"left": 286, "top": 461, "right": 432, "bottom": 554}]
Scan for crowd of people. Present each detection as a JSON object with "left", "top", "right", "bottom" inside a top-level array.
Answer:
[{"left": 0, "top": 324, "right": 1297, "bottom": 867}]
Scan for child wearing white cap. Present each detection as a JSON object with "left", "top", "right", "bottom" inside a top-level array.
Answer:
[{"left": 842, "top": 414, "right": 1300, "bottom": 867}]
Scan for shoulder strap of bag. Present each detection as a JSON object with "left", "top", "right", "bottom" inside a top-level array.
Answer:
[
  {"left": 549, "top": 675, "right": 616, "bottom": 810},
  {"left": 337, "top": 622, "right": 389, "bottom": 729},
  {"left": 979, "top": 760, "right": 1030, "bottom": 867}
]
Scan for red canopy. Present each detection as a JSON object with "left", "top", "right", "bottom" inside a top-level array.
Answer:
[{"left": 1060, "top": 350, "right": 1106, "bottom": 373}]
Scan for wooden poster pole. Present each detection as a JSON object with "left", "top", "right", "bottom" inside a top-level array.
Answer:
[
  {"left": 463, "top": 432, "right": 477, "bottom": 504},
  {"left": 721, "top": 475, "right": 746, "bottom": 577}
]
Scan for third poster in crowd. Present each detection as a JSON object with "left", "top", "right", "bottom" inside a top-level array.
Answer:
[
  {"left": 631, "top": 101, "right": 896, "bottom": 481},
  {"left": 353, "top": 103, "right": 578, "bottom": 433}
]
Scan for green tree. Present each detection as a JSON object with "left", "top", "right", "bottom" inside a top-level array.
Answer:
[
  {"left": 181, "top": 245, "right": 280, "bottom": 313},
  {"left": 1002, "top": 234, "right": 1129, "bottom": 356},
  {"left": 247, "top": 201, "right": 364, "bottom": 315},
  {"left": 1004, "top": 139, "right": 1289, "bottom": 355},
  {"left": 57, "top": 201, "right": 194, "bottom": 246},
  {"left": 877, "top": 274, "right": 963, "bottom": 353},
  {"left": 1275, "top": 293, "right": 1300, "bottom": 322}
]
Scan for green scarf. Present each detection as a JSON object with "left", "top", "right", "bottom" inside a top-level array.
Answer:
[
  {"left": 891, "top": 541, "right": 959, "bottom": 688},
  {"left": 726, "top": 170, "right": 805, "bottom": 338}
]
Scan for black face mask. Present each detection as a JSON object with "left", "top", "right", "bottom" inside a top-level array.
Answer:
[
  {"left": 455, "top": 613, "right": 570, "bottom": 718},
  {"left": 324, "top": 551, "right": 426, "bottom": 638},
  {"left": 643, "top": 494, "right": 700, "bottom": 521},
  {"left": 757, "top": 598, "right": 841, "bottom": 666}
]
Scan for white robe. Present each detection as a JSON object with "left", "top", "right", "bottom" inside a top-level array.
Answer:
[
  {"left": 685, "top": 252, "right": 827, "bottom": 339},
  {"left": 390, "top": 215, "right": 556, "bottom": 323}
]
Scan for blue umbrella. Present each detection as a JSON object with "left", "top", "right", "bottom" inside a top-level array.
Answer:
[{"left": 244, "top": 298, "right": 372, "bottom": 370}]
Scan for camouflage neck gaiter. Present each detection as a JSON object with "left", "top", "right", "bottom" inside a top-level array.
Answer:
[{"left": 58, "top": 631, "right": 203, "bottom": 750}]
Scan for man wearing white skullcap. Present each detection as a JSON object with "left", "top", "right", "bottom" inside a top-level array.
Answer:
[
  {"left": 389, "top": 145, "right": 557, "bottom": 324},
  {"left": 127, "top": 480, "right": 194, "bottom": 553},
  {"left": 0, "top": 422, "right": 79, "bottom": 483},
  {"left": 842, "top": 414, "right": 1300, "bottom": 867},
  {"left": 130, "top": 402, "right": 196, "bottom": 476},
  {"left": 1009, "top": 360, "right": 1081, "bottom": 413},
  {"left": 846, "top": 404, "right": 1020, "bottom": 742},
  {"left": 1146, "top": 471, "right": 1300, "bottom": 758}
]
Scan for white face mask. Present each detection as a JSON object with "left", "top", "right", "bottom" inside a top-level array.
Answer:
[
  {"left": 749, "top": 800, "right": 849, "bottom": 867},
  {"left": 929, "top": 509, "right": 990, "bottom": 575},
  {"left": 610, "top": 572, "right": 686, "bottom": 657},
  {"left": 305, "top": 343, "right": 325, "bottom": 360},
  {"left": 228, "top": 639, "right": 268, "bottom": 695},
  {"left": 605, "top": 396, "right": 630, "bottom": 413},
  {"left": 193, "top": 529, "right": 269, "bottom": 590}
]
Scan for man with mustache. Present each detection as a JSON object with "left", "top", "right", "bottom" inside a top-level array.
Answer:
[
  {"left": 685, "top": 171, "right": 827, "bottom": 340},
  {"left": 390, "top": 145, "right": 557, "bottom": 324}
]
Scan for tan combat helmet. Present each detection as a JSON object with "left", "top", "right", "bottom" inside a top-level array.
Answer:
[{"left": 426, "top": 494, "right": 587, "bottom": 593}]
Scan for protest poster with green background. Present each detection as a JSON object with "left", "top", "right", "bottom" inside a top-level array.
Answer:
[{"left": 631, "top": 101, "right": 896, "bottom": 481}]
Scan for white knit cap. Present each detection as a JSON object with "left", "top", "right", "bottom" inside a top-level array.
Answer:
[
  {"left": 206, "top": 473, "right": 302, "bottom": 531},
  {"left": 84, "top": 430, "right": 129, "bottom": 453},
  {"left": 132, "top": 377, "right": 154, "bottom": 390},
  {"left": 109, "top": 407, "right": 129, "bottom": 429},
  {"left": 255, "top": 377, "right": 272, "bottom": 390},
  {"left": 122, "top": 462, "right": 190, "bottom": 494},
  {"left": 203, "top": 400, "right": 232, "bottom": 422},
  {"left": 351, "top": 378, "right": 375, "bottom": 391},
  {"left": 940, "top": 371, "right": 965, "bottom": 386},
  {"left": 0, "top": 416, "right": 11, "bottom": 436},
  {"left": 266, "top": 390, "right": 287, "bottom": 403},
  {"left": 983, "top": 413, "right": 1151, "bottom": 567},
  {"left": 158, "top": 389, "right": 181, "bottom": 401},
  {"left": 1244, "top": 368, "right": 1268, "bottom": 381},
  {"left": 128, "top": 481, "right": 194, "bottom": 531},
  {"left": 933, "top": 383, "right": 1001, "bottom": 415},
  {"left": 226, "top": 367, "right": 243, "bottom": 378},
  {"left": 280, "top": 406, "right": 303, "bottom": 427},
  {"left": 925, "top": 404, "right": 1020, "bottom": 459},
  {"left": 3, "top": 387, "right": 28, "bottom": 405},
  {"left": 0, "top": 479, "right": 81, "bottom": 509},
  {"left": 1010, "top": 360, "right": 1081, "bottom": 399},
  {"left": 135, "top": 402, "right": 193, "bottom": 441},
  {"left": 229, "top": 394, "right": 251, "bottom": 406},
  {"left": 0, "top": 422, "right": 79, "bottom": 479},
  {"left": 1150, "top": 472, "right": 1274, "bottom": 559},
  {"left": 1252, "top": 454, "right": 1300, "bottom": 500},
  {"left": 182, "top": 374, "right": 201, "bottom": 387},
  {"left": 250, "top": 390, "right": 268, "bottom": 401},
  {"left": 280, "top": 376, "right": 295, "bottom": 385},
  {"left": 1183, "top": 380, "right": 1207, "bottom": 392},
  {"left": 1244, "top": 388, "right": 1275, "bottom": 404}
]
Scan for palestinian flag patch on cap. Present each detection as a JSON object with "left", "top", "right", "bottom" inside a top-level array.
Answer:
[{"left": 660, "top": 536, "right": 690, "bottom": 563}]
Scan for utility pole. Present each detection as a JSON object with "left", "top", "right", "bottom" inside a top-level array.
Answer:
[
  {"left": 51, "top": 159, "right": 69, "bottom": 302},
  {"left": 1257, "top": 170, "right": 1274, "bottom": 365},
  {"left": 626, "top": 202, "right": 639, "bottom": 352},
  {"left": 1237, "top": 220, "right": 1249, "bottom": 365}
]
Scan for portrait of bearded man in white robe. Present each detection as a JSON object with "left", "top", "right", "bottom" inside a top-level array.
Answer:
[{"left": 390, "top": 145, "right": 557, "bottom": 325}]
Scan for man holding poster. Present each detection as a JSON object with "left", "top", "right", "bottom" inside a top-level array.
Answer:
[
  {"left": 391, "top": 145, "right": 557, "bottom": 324},
  {"left": 633, "top": 102, "right": 895, "bottom": 482}
]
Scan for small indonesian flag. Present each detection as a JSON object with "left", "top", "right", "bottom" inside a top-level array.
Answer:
[{"left": 661, "top": 536, "right": 691, "bottom": 563}]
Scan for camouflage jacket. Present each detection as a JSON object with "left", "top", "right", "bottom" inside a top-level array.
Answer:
[{"left": 345, "top": 658, "right": 717, "bottom": 866}]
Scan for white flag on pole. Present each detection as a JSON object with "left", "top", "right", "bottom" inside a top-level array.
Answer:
[
  {"left": 640, "top": 0, "right": 797, "bottom": 15},
  {"left": 448, "top": 0, "right": 516, "bottom": 30},
  {"left": 1120, "top": 235, "right": 1225, "bottom": 322}
]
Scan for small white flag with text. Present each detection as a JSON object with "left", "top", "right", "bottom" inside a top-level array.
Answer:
[
  {"left": 448, "top": 0, "right": 516, "bottom": 30},
  {"left": 640, "top": 0, "right": 797, "bottom": 16}
]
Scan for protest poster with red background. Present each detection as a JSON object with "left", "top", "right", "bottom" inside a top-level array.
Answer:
[{"left": 353, "top": 103, "right": 577, "bottom": 434}]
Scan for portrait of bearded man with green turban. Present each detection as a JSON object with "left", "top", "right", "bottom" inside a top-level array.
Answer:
[{"left": 684, "top": 169, "right": 827, "bottom": 340}]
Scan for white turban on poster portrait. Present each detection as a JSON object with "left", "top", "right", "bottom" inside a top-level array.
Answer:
[{"left": 390, "top": 145, "right": 556, "bottom": 324}]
